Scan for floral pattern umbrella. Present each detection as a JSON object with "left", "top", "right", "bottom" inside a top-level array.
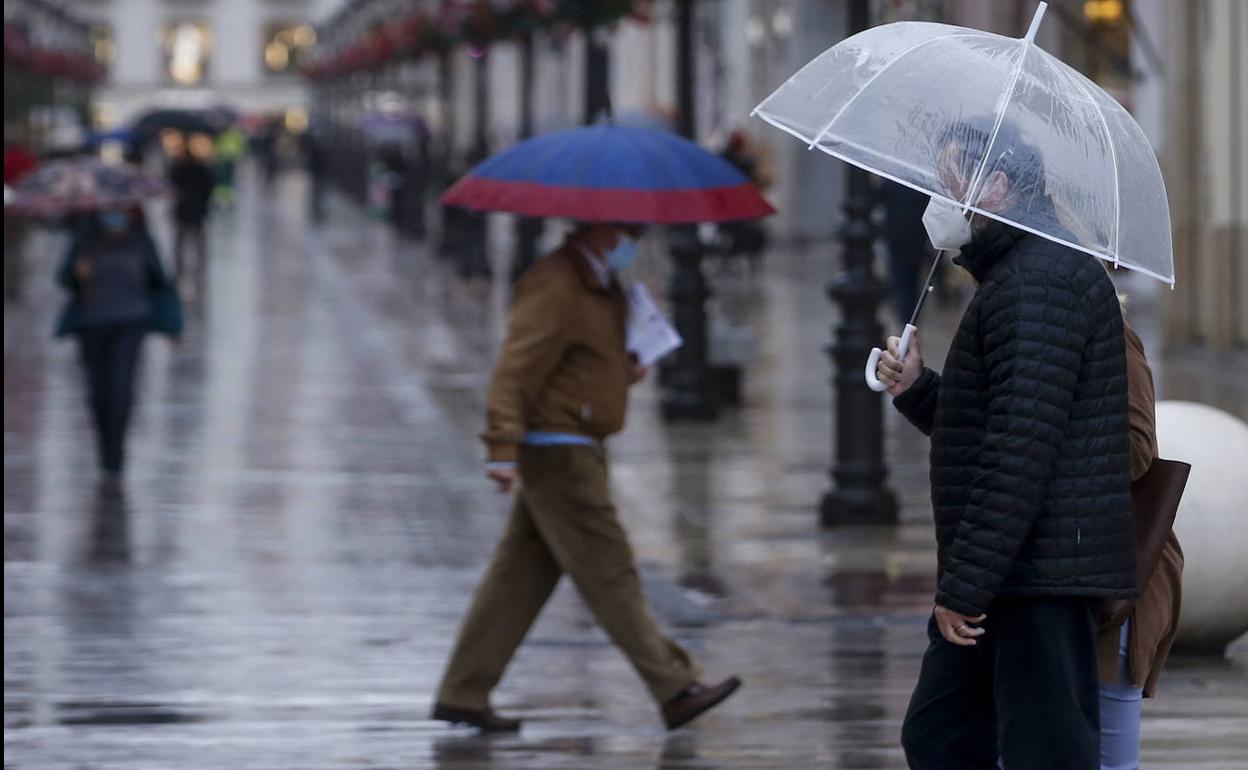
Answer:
[{"left": 9, "top": 158, "right": 169, "bottom": 217}]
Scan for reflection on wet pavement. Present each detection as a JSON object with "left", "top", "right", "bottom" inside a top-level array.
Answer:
[{"left": 5, "top": 170, "right": 1246, "bottom": 769}]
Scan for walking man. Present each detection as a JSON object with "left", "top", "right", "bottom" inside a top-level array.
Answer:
[
  {"left": 876, "top": 122, "right": 1136, "bottom": 769},
  {"left": 432, "top": 222, "right": 741, "bottom": 732}
]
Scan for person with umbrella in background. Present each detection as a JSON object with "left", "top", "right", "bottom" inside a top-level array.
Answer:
[
  {"left": 1092, "top": 312, "right": 1184, "bottom": 770},
  {"left": 167, "top": 132, "right": 216, "bottom": 280},
  {"left": 716, "top": 129, "right": 771, "bottom": 270},
  {"left": 213, "top": 125, "right": 248, "bottom": 209},
  {"left": 880, "top": 179, "right": 937, "bottom": 326},
  {"left": 9, "top": 155, "right": 179, "bottom": 482},
  {"left": 431, "top": 122, "right": 772, "bottom": 732},
  {"left": 55, "top": 207, "right": 182, "bottom": 481}
]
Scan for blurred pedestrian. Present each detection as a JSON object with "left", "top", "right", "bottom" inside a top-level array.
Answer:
[
  {"left": 168, "top": 135, "right": 216, "bottom": 278},
  {"left": 55, "top": 208, "right": 183, "bottom": 478},
  {"left": 433, "top": 223, "right": 741, "bottom": 733},
  {"left": 213, "top": 125, "right": 247, "bottom": 208},
  {"left": 1096, "top": 320, "right": 1183, "bottom": 770},
  {"left": 879, "top": 123, "right": 1135, "bottom": 770},
  {"left": 399, "top": 118, "right": 432, "bottom": 239},
  {"left": 4, "top": 131, "right": 39, "bottom": 302},
  {"left": 254, "top": 115, "right": 282, "bottom": 188},
  {"left": 880, "top": 180, "right": 934, "bottom": 326},
  {"left": 300, "top": 129, "right": 327, "bottom": 224},
  {"left": 717, "top": 130, "right": 770, "bottom": 270}
]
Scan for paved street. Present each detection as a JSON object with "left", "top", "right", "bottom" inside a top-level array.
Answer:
[{"left": 5, "top": 172, "right": 1248, "bottom": 769}]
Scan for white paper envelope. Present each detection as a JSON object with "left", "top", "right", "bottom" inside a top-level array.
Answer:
[{"left": 625, "top": 284, "right": 683, "bottom": 367}]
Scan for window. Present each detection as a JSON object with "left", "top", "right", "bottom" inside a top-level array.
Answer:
[
  {"left": 90, "top": 25, "right": 114, "bottom": 67},
  {"left": 262, "top": 22, "right": 317, "bottom": 76},
  {"left": 1080, "top": 0, "right": 1133, "bottom": 94},
  {"left": 163, "top": 21, "right": 213, "bottom": 86}
]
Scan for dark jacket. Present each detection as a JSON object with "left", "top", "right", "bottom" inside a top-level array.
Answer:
[
  {"left": 894, "top": 220, "right": 1136, "bottom": 618},
  {"left": 55, "top": 225, "right": 183, "bottom": 339},
  {"left": 168, "top": 158, "right": 215, "bottom": 224}
]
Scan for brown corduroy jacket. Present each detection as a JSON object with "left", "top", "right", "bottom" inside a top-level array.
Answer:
[
  {"left": 482, "top": 242, "right": 631, "bottom": 463},
  {"left": 1097, "top": 323, "right": 1184, "bottom": 697}
]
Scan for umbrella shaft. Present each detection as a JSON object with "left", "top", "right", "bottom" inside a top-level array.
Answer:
[{"left": 907, "top": 251, "right": 946, "bottom": 327}]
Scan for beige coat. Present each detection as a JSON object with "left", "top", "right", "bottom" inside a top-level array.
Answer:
[{"left": 1097, "top": 323, "right": 1184, "bottom": 696}]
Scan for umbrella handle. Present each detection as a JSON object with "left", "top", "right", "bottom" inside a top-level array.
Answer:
[{"left": 865, "top": 324, "right": 917, "bottom": 393}]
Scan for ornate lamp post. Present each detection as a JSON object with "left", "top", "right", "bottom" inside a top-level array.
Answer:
[
  {"left": 460, "top": 48, "right": 492, "bottom": 278},
  {"left": 661, "top": 0, "right": 718, "bottom": 422},
  {"left": 819, "top": 0, "right": 897, "bottom": 526},
  {"left": 584, "top": 24, "right": 611, "bottom": 123},
  {"left": 512, "top": 31, "right": 542, "bottom": 282}
]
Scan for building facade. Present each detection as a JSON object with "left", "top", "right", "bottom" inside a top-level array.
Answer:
[
  {"left": 66, "top": 0, "right": 339, "bottom": 128},
  {"left": 307, "top": 0, "right": 1246, "bottom": 349}
]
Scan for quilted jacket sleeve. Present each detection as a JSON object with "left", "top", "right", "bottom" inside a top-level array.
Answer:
[
  {"left": 935, "top": 268, "right": 1086, "bottom": 617},
  {"left": 893, "top": 367, "right": 941, "bottom": 436}
]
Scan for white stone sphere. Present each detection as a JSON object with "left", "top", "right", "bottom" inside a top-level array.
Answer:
[{"left": 1156, "top": 401, "right": 1248, "bottom": 655}]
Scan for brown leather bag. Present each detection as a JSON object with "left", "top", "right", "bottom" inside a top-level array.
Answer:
[{"left": 1101, "top": 458, "right": 1191, "bottom": 627}]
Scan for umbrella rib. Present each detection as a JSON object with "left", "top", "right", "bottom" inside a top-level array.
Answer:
[
  {"left": 801, "top": 32, "right": 982, "bottom": 150},
  {"left": 1066, "top": 72, "right": 1121, "bottom": 265},
  {"left": 962, "top": 36, "right": 1033, "bottom": 213}
]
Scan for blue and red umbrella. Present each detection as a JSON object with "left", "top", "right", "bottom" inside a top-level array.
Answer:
[{"left": 441, "top": 124, "right": 774, "bottom": 224}]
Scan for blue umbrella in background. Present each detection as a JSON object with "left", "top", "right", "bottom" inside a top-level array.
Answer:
[{"left": 441, "top": 123, "right": 774, "bottom": 224}]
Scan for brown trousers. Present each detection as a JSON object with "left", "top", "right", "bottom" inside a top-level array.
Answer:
[{"left": 436, "top": 444, "right": 699, "bottom": 710}]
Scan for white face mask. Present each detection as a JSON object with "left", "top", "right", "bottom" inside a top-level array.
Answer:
[{"left": 922, "top": 197, "right": 974, "bottom": 251}]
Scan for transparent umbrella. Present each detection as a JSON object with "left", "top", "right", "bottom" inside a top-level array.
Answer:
[{"left": 752, "top": 2, "right": 1173, "bottom": 390}]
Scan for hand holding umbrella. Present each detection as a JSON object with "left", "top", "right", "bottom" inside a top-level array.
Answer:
[{"left": 866, "top": 194, "right": 977, "bottom": 391}]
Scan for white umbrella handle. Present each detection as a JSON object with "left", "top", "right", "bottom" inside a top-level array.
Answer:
[{"left": 865, "top": 324, "right": 917, "bottom": 393}]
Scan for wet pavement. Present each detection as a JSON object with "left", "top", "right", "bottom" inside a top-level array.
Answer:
[{"left": 5, "top": 169, "right": 1247, "bottom": 769}]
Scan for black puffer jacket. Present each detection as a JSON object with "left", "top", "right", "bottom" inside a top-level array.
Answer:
[{"left": 895, "top": 221, "right": 1136, "bottom": 618}]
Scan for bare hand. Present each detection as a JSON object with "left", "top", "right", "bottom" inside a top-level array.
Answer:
[
  {"left": 74, "top": 259, "right": 91, "bottom": 282},
  {"left": 876, "top": 330, "right": 924, "bottom": 397},
  {"left": 486, "top": 466, "right": 516, "bottom": 494},
  {"left": 934, "top": 604, "right": 987, "bottom": 647},
  {"left": 627, "top": 353, "right": 649, "bottom": 385}
]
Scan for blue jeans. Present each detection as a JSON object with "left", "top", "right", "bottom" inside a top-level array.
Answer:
[{"left": 1099, "top": 622, "right": 1143, "bottom": 770}]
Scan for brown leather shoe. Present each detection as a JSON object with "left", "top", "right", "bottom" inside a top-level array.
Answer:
[
  {"left": 431, "top": 703, "right": 522, "bottom": 733},
  {"left": 661, "top": 676, "right": 742, "bottom": 730}
]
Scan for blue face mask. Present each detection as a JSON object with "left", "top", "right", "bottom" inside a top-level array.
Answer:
[
  {"left": 99, "top": 211, "right": 130, "bottom": 234},
  {"left": 605, "top": 238, "right": 639, "bottom": 272}
]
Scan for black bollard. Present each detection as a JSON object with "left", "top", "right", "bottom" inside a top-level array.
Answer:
[
  {"left": 512, "top": 32, "right": 541, "bottom": 282},
  {"left": 661, "top": 0, "right": 716, "bottom": 422},
  {"left": 460, "top": 52, "right": 491, "bottom": 279},
  {"left": 662, "top": 226, "right": 718, "bottom": 421}
]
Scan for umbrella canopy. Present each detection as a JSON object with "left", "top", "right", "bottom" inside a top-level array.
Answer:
[
  {"left": 9, "top": 158, "right": 168, "bottom": 217},
  {"left": 130, "top": 109, "right": 225, "bottom": 148},
  {"left": 753, "top": 2, "right": 1173, "bottom": 285},
  {"left": 441, "top": 124, "right": 775, "bottom": 224},
  {"left": 86, "top": 128, "right": 137, "bottom": 148},
  {"left": 358, "top": 112, "right": 428, "bottom": 145}
]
